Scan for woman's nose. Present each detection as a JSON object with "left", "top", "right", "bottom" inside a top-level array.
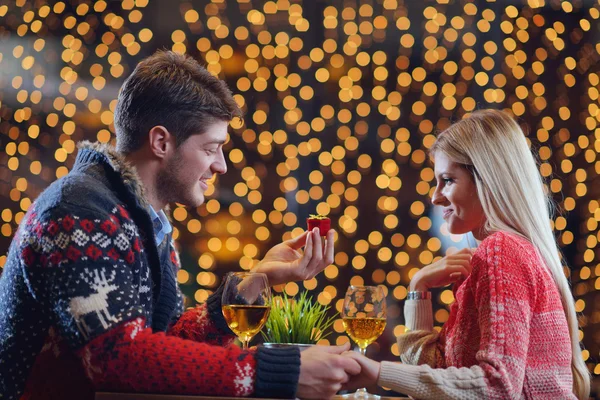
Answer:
[{"left": 432, "top": 186, "right": 447, "bottom": 206}]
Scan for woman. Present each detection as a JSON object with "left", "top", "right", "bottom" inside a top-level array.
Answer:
[{"left": 343, "top": 109, "right": 590, "bottom": 399}]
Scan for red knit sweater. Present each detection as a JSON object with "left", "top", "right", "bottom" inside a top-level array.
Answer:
[
  {"left": 386, "top": 231, "right": 576, "bottom": 399},
  {"left": 21, "top": 306, "right": 254, "bottom": 399}
]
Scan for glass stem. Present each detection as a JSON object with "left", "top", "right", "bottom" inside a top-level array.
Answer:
[
  {"left": 242, "top": 339, "right": 249, "bottom": 350},
  {"left": 355, "top": 345, "right": 368, "bottom": 395}
]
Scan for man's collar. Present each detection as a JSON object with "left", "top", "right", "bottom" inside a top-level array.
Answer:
[
  {"left": 75, "top": 141, "right": 175, "bottom": 245},
  {"left": 148, "top": 205, "right": 173, "bottom": 246},
  {"left": 75, "top": 141, "right": 149, "bottom": 208}
]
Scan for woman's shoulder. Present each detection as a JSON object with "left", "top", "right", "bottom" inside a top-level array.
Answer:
[
  {"left": 477, "top": 230, "right": 537, "bottom": 256},
  {"left": 472, "top": 231, "right": 541, "bottom": 276}
]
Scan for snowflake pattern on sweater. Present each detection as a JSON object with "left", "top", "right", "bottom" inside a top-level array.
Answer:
[{"left": 18, "top": 206, "right": 151, "bottom": 344}]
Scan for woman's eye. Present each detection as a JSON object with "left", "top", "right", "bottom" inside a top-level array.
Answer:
[{"left": 442, "top": 178, "right": 453, "bottom": 184}]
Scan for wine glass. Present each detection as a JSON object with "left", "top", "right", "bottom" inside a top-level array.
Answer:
[
  {"left": 342, "top": 285, "right": 387, "bottom": 400},
  {"left": 222, "top": 272, "right": 271, "bottom": 350}
]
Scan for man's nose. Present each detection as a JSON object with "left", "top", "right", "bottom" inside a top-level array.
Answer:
[{"left": 212, "top": 148, "right": 227, "bottom": 175}]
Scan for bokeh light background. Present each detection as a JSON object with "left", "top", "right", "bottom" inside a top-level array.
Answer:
[{"left": 1, "top": 0, "right": 600, "bottom": 395}]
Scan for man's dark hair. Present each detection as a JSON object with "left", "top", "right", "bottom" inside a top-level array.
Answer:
[{"left": 114, "top": 50, "right": 242, "bottom": 154}]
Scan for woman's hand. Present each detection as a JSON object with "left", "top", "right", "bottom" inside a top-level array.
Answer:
[
  {"left": 409, "top": 248, "right": 473, "bottom": 292},
  {"left": 340, "top": 351, "right": 381, "bottom": 392}
]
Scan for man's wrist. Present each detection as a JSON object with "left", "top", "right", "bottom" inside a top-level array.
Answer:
[
  {"left": 254, "top": 345, "right": 301, "bottom": 398},
  {"left": 251, "top": 263, "right": 276, "bottom": 287}
]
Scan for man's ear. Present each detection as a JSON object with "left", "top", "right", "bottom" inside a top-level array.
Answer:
[{"left": 148, "top": 126, "right": 174, "bottom": 159}]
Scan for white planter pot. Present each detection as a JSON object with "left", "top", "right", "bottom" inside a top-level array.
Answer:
[{"left": 262, "top": 343, "right": 315, "bottom": 352}]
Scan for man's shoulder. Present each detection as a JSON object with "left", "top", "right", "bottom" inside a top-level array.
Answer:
[
  {"left": 17, "top": 187, "right": 141, "bottom": 269},
  {"left": 34, "top": 168, "right": 121, "bottom": 218}
]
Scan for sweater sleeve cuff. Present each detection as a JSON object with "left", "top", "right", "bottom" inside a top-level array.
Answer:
[
  {"left": 254, "top": 345, "right": 301, "bottom": 399},
  {"left": 378, "top": 361, "right": 422, "bottom": 396},
  {"left": 404, "top": 299, "right": 433, "bottom": 331},
  {"left": 206, "top": 282, "right": 232, "bottom": 334}
]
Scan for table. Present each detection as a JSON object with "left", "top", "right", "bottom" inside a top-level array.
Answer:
[
  {"left": 95, "top": 395, "right": 279, "bottom": 400},
  {"left": 96, "top": 393, "right": 409, "bottom": 400}
]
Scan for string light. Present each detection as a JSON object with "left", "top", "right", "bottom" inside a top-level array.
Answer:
[{"left": 0, "top": 0, "right": 599, "bottom": 373}]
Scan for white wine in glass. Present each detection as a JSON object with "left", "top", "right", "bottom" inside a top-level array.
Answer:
[
  {"left": 222, "top": 272, "right": 271, "bottom": 350},
  {"left": 342, "top": 285, "right": 387, "bottom": 400}
]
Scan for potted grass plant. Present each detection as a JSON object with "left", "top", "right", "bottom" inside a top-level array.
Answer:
[{"left": 262, "top": 291, "right": 337, "bottom": 351}]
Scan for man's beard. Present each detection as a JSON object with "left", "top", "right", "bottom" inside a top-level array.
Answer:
[{"left": 155, "top": 150, "right": 198, "bottom": 207}]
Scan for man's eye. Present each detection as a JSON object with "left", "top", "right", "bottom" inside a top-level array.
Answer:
[{"left": 443, "top": 178, "right": 453, "bottom": 184}]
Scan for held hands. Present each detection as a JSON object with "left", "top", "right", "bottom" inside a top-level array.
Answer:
[
  {"left": 252, "top": 228, "right": 334, "bottom": 287},
  {"left": 298, "top": 342, "right": 361, "bottom": 399},
  {"left": 298, "top": 346, "right": 385, "bottom": 398},
  {"left": 340, "top": 351, "right": 381, "bottom": 393},
  {"left": 410, "top": 248, "right": 474, "bottom": 292}
]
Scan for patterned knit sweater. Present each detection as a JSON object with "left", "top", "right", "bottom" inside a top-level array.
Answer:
[
  {"left": 0, "top": 142, "right": 300, "bottom": 400},
  {"left": 378, "top": 231, "right": 576, "bottom": 399}
]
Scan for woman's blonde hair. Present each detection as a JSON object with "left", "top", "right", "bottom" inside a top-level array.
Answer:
[{"left": 430, "top": 109, "right": 590, "bottom": 400}]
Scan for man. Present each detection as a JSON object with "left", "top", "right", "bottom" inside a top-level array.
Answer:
[{"left": 0, "top": 50, "right": 360, "bottom": 399}]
